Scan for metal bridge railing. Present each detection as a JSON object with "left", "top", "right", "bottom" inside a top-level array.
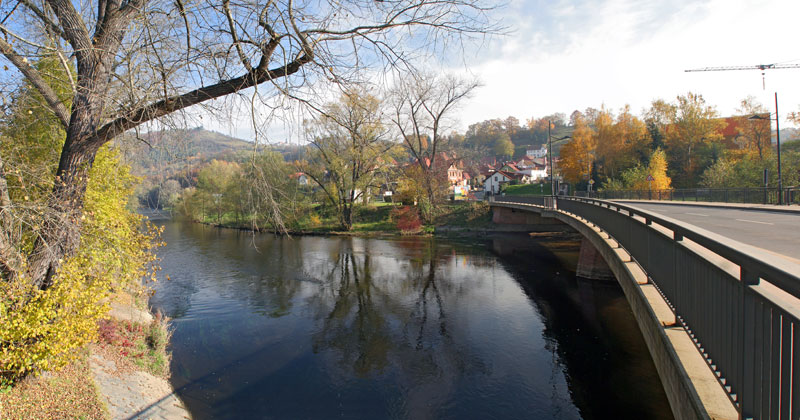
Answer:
[
  {"left": 492, "top": 195, "right": 800, "bottom": 420},
  {"left": 576, "top": 187, "right": 800, "bottom": 206}
]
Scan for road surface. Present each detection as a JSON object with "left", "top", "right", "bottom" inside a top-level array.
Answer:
[{"left": 619, "top": 202, "right": 800, "bottom": 260}]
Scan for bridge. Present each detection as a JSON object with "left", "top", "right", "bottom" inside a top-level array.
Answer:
[{"left": 489, "top": 195, "right": 800, "bottom": 420}]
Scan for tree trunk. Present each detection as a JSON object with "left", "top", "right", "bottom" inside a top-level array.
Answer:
[
  {"left": 342, "top": 204, "right": 353, "bottom": 231},
  {"left": 27, "top": 137, "right": 100, "bottom": 289}
]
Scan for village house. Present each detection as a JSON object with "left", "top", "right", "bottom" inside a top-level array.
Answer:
[
  {"left": 514, "top": 156, "right": 548, "bottom": 181},
  {"left": 526, "top": 144, "right": 548, "bottom": 158},
  {"left": 289, "top": 172, "right": 309, "bottom": 186},
  {"left": 483, "top": 170, "right": 527, "bottom": 195}
]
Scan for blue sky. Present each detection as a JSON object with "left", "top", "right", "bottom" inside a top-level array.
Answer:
[{"left": 199, "top": 0, "right": 800, "bottom": 142}]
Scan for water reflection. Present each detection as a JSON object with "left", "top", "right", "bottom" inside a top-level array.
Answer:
[{"left": 150, "top": 222, "right": 671, "bottom": 419}]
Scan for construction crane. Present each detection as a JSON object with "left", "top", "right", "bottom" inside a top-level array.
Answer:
[{"left": 685, "top": 63, "right": 800, "bottom": 89}]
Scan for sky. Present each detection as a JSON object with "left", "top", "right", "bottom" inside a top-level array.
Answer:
[
  {"left": 204, "top": 0, "right": 800, "bottom": 142},
  {"left": 456, "top": 0, "right": 800, "bottom": 129}
]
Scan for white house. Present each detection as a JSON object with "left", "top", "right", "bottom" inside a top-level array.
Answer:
[
  {"left": 516, "top": 168, "right": 548, "bottom": 181},
  {"left": 526, "top": 145, "right": 548, "bottom": 158},
  {"left": 290, "top": 172, "right": 309, "bottom": 186},
  {"left": 483, "top": 170, "right": 523, "bottom": 194}
]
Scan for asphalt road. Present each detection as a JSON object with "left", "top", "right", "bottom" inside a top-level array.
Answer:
[{"left": 619, "top": 202, "right": 800, "bottom": 260}]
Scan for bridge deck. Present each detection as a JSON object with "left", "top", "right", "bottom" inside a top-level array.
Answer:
[{"left": 614, "top": 201, "right": 800, "bottom": 261}]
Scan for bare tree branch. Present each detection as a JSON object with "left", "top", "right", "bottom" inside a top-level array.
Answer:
[
  {"left": 93, "top": 52, "right": 312, "bottom": 146},
  {"left": 18, "top": 0, "right": 69, "bottom": 42},
  {"left": 0, "top": 37, "right": 70, "bottom": 127}
]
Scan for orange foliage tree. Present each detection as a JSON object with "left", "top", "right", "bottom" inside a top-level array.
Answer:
[{"left": 559, "top": 117, "right": 596, "bottom": 184}]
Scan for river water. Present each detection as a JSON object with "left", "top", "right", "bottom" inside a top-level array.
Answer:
[{"left": 149, "top": 219, "right": 673, "bottom": 419}]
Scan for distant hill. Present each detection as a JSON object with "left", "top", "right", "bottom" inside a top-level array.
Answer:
[
  {"left": 780, "top": 128, "right": 800, "bottom": 143},
  {"left": 115, "top": 127, "right": 255, "bottom": 178},
  {"left": 513, "top": 126, "right": 574, "bottom": 158}
]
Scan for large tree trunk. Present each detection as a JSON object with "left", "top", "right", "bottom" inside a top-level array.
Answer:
[{"left": 28, "top": 135, "right": 101, "bottom": 289}]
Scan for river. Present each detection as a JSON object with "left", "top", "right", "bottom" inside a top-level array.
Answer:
[{"left": 148, "top": 219, "right": 673, "bottom": 419}]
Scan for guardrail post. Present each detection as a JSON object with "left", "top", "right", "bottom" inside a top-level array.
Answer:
[{"left": 740, "top": 269, "right": 760, "bottom": 419}]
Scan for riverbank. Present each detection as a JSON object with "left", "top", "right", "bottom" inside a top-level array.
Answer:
[
  {"left": 0, "top": 295, "right": 189, "bottom": 420},
  {"left": 184, "top": 201, "right": 497, "bottom": 236}
]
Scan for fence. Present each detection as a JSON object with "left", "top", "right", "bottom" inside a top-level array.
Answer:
[
  {"left": 492, "top": 195, "right": 800, "bottom": 420},
  {"left": 576, "top": 187, "right": 800, "bottom": 205}
]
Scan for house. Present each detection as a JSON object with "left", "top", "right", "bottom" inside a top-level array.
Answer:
[
  {"left": 483, "top": 170, "right": 526, "bottom": 194},
  {"left": 290, "top": 172, "right": 309, "bottom": 186},
  {"left": 447, "top": 163, "right": 469, "bottom": 188},
  {"left": 497, "top": 157, "right": 549, "bottom": 183},
  {"left": 515, "top": 156, "right": 536, "bottom": 169},
  {"left": 516, "top": 167, "right": 548, "bottom": 181},
  {"left": 498, "top": 162, "right": 520, "bottom": 173},
  {"left": 526, "top": 145, "right": 548, "bottom": 158}
]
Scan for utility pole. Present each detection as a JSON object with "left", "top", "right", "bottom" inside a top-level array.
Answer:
[
  {"left": 775, "top": 92, "right": 782, "bottom": 204},
  {"left": 548, "top": 120, "right": 554, "bottom": 196}
]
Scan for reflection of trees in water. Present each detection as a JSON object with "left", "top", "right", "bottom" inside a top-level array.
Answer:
[
  {"left": 306, "top": 237, "right": 488, "bottom": 416},
  {"left": 491, "top": 234, "right": 673, "bottom": 420},
  {"left": 240, "top": 238, "right": 305, "bottom": 318}
]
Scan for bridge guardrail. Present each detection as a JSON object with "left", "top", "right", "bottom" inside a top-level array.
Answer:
[
  {"left": 576, "top": 187, "right": 799, "bottom": 205},
  {"left": 492, "top": 194, "right": 800, "bottom": 420}
]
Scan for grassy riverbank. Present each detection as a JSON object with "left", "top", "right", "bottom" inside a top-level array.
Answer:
[{"left": 189, "top": 201, "right": 494, "bottom": 235}]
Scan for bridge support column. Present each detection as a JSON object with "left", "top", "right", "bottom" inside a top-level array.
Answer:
[{"left": 576, "top": 237, "right": 615, "bottom": 281}]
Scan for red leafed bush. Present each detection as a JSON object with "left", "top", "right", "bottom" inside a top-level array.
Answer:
[
  {"left": 391, "top": 206, "right": 422, "bottom": 234},
  {"left": 98, "top": 319, "right": 121, "bottom": 345}
]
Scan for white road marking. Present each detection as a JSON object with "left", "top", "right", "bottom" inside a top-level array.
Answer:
[
  {"left": 685, "top": 212, "right": 709, "bottom": 217},
  {"left": 736, "top": 219, "right": 774, "bottom": 225}
]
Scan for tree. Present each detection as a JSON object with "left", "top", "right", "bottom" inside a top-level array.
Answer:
[
  {"left": 559, "top": 117, "right": 596, "bottom": 184},
  {"left": 662, "top": 93, "right": 725, "bottom": 187},
  {"left": 606, "top": 148, "right": 671, "bottom": 191},
  {"left": 244, "top": 151, "right": 306, "bottom": 232},
  {"left": 492, "top": 133, "right": 514, "bottom": 158},
  {"left": 0, "top": 0, "right": 499, "bottom": 289},
  {"left": 1, "top": 68, "right": 158, "bottom": 381},
  {"left": 569, "top": 110, "right": 584, "bottom": 127},
  {"left": 301, "top": 91, "right": 390, "bottom": 230},
  {"left": 593, "top": 108, "right": 619, "bottom": 178},
  {"left": 735, "top": 96, "right": 771, "bottom": 160},
  {"left": 640, "top": 148, "right": 671, "bottom": 190},
  {"left": 157, "top": 179, "right": 182, "bottom": 210},
  {"left": 196, "top": 159, "right": 242, "bottom": 224},
  {"left": 614, "top": 105, "right": 651, "bottom": 166},
  {"left": 390, "top": 74, "right": 479, "bottom": 222}
]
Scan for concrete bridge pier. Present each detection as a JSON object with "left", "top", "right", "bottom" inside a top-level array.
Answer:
[{"left": 576, "top": 237, "right": 615, "bottom": 281}]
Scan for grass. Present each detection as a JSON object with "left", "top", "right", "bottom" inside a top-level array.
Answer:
[
  {"left": 433, "top": 202, "right": 492, "bottom": 228},
  {"left": 0, "top": 350, "right": 107, "bottom": 420},
  {"left": 188, "top": 199, "right": 495, "bottom": 234},
  {"left": 96, "top": 316, "right": 172, "bottom": 378}
]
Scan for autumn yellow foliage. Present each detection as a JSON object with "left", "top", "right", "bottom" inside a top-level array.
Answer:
[
  {"left": 0, "top": 147, "right": 160, "bottom": 384},
  {"left": 559, "top": 118, "right": 596, "bottom": 184}
]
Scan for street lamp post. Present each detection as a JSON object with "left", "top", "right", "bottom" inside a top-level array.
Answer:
[
  {"left": 546, "top": 119, "right": 570, "bottom": 196},
  {"left": 748, "top": 92, "right": 783, "bottom": 204}
]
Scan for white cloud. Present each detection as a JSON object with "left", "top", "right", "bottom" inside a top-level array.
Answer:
[{"left": 457, "top": 0, "right": 800, "bottom": 129}]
